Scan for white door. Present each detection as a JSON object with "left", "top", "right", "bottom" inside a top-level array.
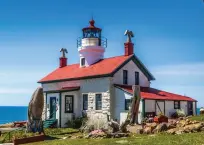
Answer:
[{"left": 156, "top": 101, "right": 165, "bottom": 115}]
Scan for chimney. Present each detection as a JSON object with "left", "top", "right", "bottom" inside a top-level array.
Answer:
[
  {"left": 124, "top": 30, "right": 134, "bottom": 56},
  {"left": 124, "top": 42, "right": 134, "bottom": 56},
  {"left": 59, "top": 57, "right": 67, "bottom": 68},
  {"left": 59, "top": 48, "right": 68, "bottom": 68}
]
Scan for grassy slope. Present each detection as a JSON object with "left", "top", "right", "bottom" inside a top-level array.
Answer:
[
  {"left": 190, "top": 115, "right": 204, "bottom": 122},
  {"left": 27, "top": 132, "right": 204, "bottom": 145}
]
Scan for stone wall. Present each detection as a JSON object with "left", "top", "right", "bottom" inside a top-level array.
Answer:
[{"left": 86, "top": 91, "right": 111, "bottom": 129}]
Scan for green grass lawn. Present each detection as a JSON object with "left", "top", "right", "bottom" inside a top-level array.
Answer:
[
  {"left": 0, "top": 128, "right": 78, "bottom": 143},
  {"left": 190, "top": 115, "right": 204, "bottom": 122},
  {"left": 1, "top": 115, "right": 204, "bottom": 145},
  {"left": 27, "top": 132, "right": 204, "bottom": 145}
]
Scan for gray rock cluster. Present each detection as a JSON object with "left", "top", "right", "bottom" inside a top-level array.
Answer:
[{"left": 133, "top": 117, "right": 204, "bottom": 135}]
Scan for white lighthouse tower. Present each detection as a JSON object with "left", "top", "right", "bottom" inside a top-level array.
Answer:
[{"left": 77, "top": 19, "right": 107, "bottom": 67}]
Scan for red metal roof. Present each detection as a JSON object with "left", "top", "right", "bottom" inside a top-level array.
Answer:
[
  {"left": 115, "top": 84, "right": 196, "bottom": 102},
  {"left": 82, "top": 19, "right": 101, "bottom": 31},
  {"left": 39, "top": 55, "right": 133, "bottom": 83}
]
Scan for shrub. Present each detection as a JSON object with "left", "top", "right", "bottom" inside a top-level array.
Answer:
[
  {"left": 65, "top": 116, "right": 87, "bottom": 129},
  {"left": 171, "top": 109, "right": 186, "bottom": 118}
]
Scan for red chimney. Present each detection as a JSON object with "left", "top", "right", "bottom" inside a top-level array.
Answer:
[
  {"left": 124, "top": 30, "right": 134, "bottom": 56},
  {"left": 59, "top": 57, "right": 67, "bottom": 68},
  {"left": 59, "top": 48, "right": 68, "bottom": 68},
  {"left": 124, "top": 42, "right": 134, "bottom": 56}
]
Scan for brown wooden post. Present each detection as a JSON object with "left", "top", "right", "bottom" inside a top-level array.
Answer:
[{"left": 130, "top": 85, "right": 141, "bottom": 124}]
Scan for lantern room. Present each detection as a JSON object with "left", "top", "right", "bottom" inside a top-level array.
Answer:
[
  {"left": 77, "top": 19, "right": 107, "bottom": 67},
  {"left": 82, "top": 19, "right": 102, "bottom": 39}
]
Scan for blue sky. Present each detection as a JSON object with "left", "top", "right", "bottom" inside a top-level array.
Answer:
[{"left": 0, "top": 0, "right": 203, "bottom": 107}]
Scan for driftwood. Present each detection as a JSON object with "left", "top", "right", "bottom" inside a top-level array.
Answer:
[
  {"left": 130, "top": 85, "right": 141, "bottom": 124},
  {"left": 108, "top": 85, "right": 141, "bottom": 133},
  {"left": 108, "top": 120, "right": 120, "bottom": 133}
]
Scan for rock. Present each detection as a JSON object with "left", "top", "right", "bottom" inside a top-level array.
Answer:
[
  {"left": 175, "top": 130, "right": 184, "bottom": 135},
  {"left": 88, "top": 129, "right": 107, "bottom": 138},
  {"left": 136, "top": 128, "right": 143, "bottom": 134},
  {"left": 143, "top": 126, "right": 152, "bottom": 134},
  {"left": 167, "top": 128, "right": 178, "bottom": 134},
  {"left": 200, "top": 127, "right": 204, "bottom": 132},
  {"left": 183, "top": 124, "right": 195, "bottom": 133},
  {"left": 178, "top": 117, "right": 184, "bottom": 121},
  {"left": 194, "top": 123, "right": 204, "bottom": 131},
  {"left": 153, "top": 123, "right": 168, "bottom": 133},
  {"left": 167, "top": 124, "right": 176, "bottom": 129},
  {"left": 177, "top": 120, "right": 187, "bottom": 127},
  {"left": 27, "top": 87, "right": 44, "bottom": 133},
  {"left": 126, "top": 124, "right": 143, "bottom": 134}
]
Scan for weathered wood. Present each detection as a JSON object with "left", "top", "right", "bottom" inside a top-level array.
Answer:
[{"left": 130, "top": 85, "right": 141, "bottom": 124}]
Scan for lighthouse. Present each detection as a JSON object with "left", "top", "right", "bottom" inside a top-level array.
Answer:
[{"left": 77, "top": 19, "right": 107, "bottom": 67}]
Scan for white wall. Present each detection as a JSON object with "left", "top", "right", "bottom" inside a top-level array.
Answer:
[
  {"left": 144, "top": 100, "right": 194, "bottom": 118},
  {"left": 114, "top": 87, "right": 143, "bottom": 124},
  {"left": 46, "top": 93, "right": 60, "bottom": 127},
  {"left": 61, "top": 91, "right": 80, "bottom": 128},
  {"left": 112, "top": 60, "right": 150, "bottom": 87},
  {"left": 80, "top": 77, "right": 111, "bottom": 93},
  {"left": 42, "top": 80, "right": 80, "bottom": 92},
  {"left": 180, "top": 101, "right": 188, "bottom": 115},
  {"left": 165, "top": 101, "right": 175, "bottom": 117},
  {"left": 145, "top": 100, "right": 155, "bottom": 113}
]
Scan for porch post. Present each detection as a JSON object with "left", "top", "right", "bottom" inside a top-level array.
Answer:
[{"left": 59, "top": 92, "right": 62, "bottom": 128}]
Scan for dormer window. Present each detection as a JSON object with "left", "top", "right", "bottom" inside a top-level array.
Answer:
[{"left": 81, "top": 58, "right": 85, "bottom": 66}]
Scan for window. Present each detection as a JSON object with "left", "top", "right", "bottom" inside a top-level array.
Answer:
[
  {"left": 95, "top": 94, "right": 102, "bottom": 110},
  {"left": 174, "top": 101, "right": 180, "bottom": 109},
  {"left": 83, "top": 94, "right": 88, "bottom": 110},
  {"left": 65, "top": 95, "right": 74, "bottom": 113},
  {"left": 125, "top": 99, "right": 132, "bottom": 110},
  {"left": 135, "top": 72, "right": 139, "bottom": 85},
  {"left": 81, "top": 58, "right": 85, "bottom": 66},
  {"left": 123, "top": 70, "right": 128, "bottom": 85}
]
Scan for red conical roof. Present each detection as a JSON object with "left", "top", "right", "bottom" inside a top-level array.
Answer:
[{"left": 82, "top": 19, "right": 101, "bottom": 31}]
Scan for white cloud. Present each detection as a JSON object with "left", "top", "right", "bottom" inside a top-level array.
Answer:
[{"left": 152, "top": 63, "right": 204, "bottom": 76}]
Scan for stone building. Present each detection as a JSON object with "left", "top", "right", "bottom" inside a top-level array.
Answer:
[{"left": 38, "top": 19, "right": 197, "bottom": 127}]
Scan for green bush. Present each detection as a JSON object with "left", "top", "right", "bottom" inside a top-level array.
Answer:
[
  {"left": 171, "top": 109, "right": 186, "bottom": 118},
  {"left": 65, "top": 116, "right": 87, "bottom": 129}
]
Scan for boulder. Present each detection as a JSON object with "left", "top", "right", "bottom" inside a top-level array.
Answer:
[
  {"left": 153, "top": 123, "right": 168, "bottom": 133},
  {"left": 200, "top": 127, "right": 204, "bottom": 132},
  {"left": 27, "top": 87, "right": 44, "bottom": 133},
  {"left": 143, "top": 126, "right": 152, "bottom": 134},
  {"left": 177, "top": 120, "right": 187, "bottom": 127},
  {"left": 167, "top": 128, "right": 179, "bottom": 134},
  {"left": 136, "top": 128, "right": 143, "bottom": 134},
  {"left": 167, "top": 123, "right": 176, "bottom": 129}
]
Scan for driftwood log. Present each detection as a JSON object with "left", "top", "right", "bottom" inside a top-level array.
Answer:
[{"left": 108, "top": 85, "right": 141, "bottom": 133}]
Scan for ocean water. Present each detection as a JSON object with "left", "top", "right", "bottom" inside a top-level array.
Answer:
[{"left": 0, "top": 106, "right": 28, "bottom": 124}]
